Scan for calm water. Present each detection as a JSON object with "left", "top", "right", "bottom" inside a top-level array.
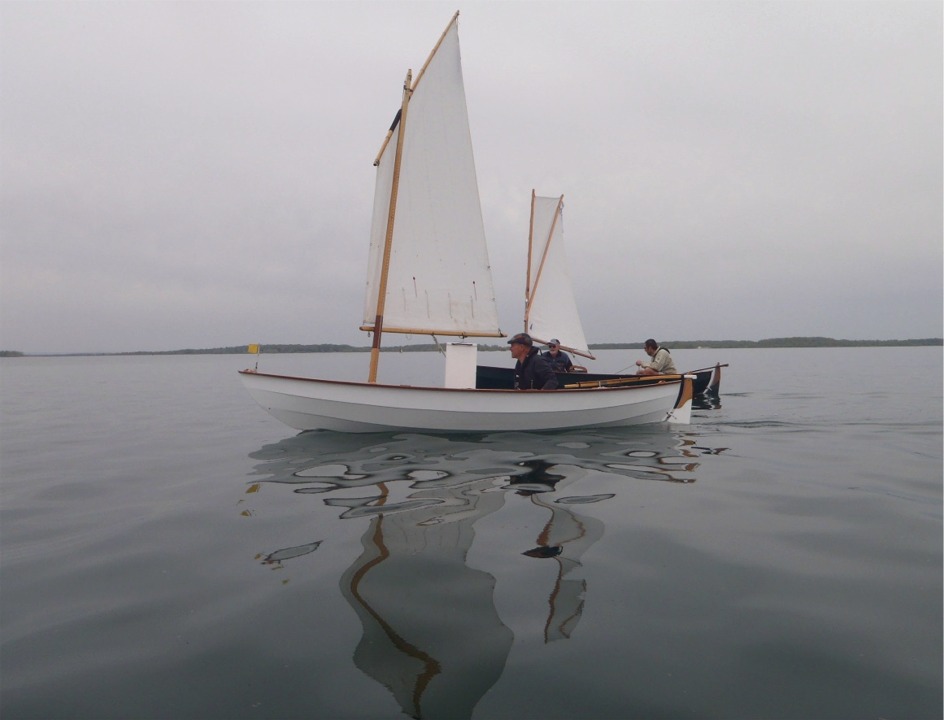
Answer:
[{"left": 1, "top": 347, "right": 941, "bottom": 719}]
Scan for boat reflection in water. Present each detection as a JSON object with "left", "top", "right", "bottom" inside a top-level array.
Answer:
[
  {"left": 693, "top": 383, "right": 722, "bottom": 410},
  {"left": 246, "top": 430, "right": 725, "bottom": 719}
]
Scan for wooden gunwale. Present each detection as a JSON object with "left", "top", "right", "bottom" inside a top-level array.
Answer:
[{"left": 239, "top": 369, "right": 684, "bottom": 394}]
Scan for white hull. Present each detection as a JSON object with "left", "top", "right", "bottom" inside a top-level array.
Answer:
[
  {"left": 240, "top": 370, "right": 692, "bottom": 433},
  {"left": 239, "top": 370, "right": 693, "bottom": 433}
]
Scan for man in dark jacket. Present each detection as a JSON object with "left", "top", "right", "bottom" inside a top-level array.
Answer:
[{"left": 507, "top": 333, "right": 559, "bottom": 390}]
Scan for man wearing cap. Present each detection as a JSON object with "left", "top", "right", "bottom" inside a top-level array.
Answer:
[
  {"left": 507, "top": 333, "right": 559, "bottom": 390},
  {"left": 541, "top": 338, "right": 574, "bottom": 373}
]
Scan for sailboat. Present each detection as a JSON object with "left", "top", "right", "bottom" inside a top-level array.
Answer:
[
  {"left": 475, "top": 192, "right": 724, "bottom": 396},
  {"left": 239, "top": 12, "right": 694, "bottom": 433}
]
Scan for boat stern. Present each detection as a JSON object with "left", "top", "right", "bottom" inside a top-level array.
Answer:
[{"left": 665, "top": 374, "right": 695, "bottom": 424}]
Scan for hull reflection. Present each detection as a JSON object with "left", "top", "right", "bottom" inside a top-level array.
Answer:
[{"left": 245, "top": 429, "right": 726, "bottom": 718}]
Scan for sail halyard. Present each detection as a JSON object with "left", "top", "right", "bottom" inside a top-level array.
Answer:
[
  {"left": 524, "top": 193, "right": 596, "bottom": 360},
  {"left": 361, "top": 12, "right": 502, "bottom": 372}
]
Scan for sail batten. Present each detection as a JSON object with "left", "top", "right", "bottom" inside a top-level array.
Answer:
[{"left": 363, "top": 15, "right": 501, "bottom": 343}]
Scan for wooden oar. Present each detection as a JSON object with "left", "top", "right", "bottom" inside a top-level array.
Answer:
[
  {"left": 563, "top": 364, "right": 729, "bottom": 390},
  {"left": 686, "top": 363, "right": 730, "bottom": 373},
  {"left": 563, "top": 375, "right": 682, "bottom": 389}
]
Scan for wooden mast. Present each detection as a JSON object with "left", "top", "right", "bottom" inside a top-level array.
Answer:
[
  {"left": 524, "top": 189, "right": 536, "bottom": 333},
  {"left": 368, "top": 69, "right": 412, "bottom": 383}
]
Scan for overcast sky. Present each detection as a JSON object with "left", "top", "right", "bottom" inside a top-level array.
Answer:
[{"left": 1, "top": 1, "right": 941, "bottom": 354}]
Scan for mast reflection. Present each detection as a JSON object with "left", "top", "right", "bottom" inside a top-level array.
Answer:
[{"left": 511, "top": 459, "right": 605, "bottom": 643}]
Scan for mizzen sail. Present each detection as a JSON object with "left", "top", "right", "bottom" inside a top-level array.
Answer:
[{"left": 525, "top": 192, "right": 595, "bottom": 359}]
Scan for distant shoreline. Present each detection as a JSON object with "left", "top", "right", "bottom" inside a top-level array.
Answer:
[{"left": 2, "top": 336, "right": 941, "bottom": 358}]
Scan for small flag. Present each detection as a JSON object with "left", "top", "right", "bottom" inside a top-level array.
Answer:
[{"left": 248, "top": 344, "right": 260, "bottom": 354}]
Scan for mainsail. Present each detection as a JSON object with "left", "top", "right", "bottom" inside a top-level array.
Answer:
[
  {"left": 362, "top": 13, "right": 501, "bottom": 342},
  {"left": 524, "top": 192, "right": 595, "bottom": 360}
]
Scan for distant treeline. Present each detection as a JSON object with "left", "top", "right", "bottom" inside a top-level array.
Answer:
[{"left": 3, "top": 337, "right": 940, "bottom": 357}]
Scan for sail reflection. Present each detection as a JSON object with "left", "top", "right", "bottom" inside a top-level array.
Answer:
[
  {"left": 245, "top": 429, "right": 724, "bottom": 718},
  {"left": 511, "top": 460, "right": 605, "bottom": 643}
]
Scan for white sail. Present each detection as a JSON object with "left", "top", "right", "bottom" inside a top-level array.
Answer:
[
  {"left": 362, "top": 16, "right": 501, "bottom": 339},
  {"left": 525, "top": 193, "right": 595, "bottom": 359}
]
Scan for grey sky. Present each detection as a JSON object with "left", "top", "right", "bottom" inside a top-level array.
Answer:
[{"left": 2, "top": 1, "right": 941, "bottom": 354}]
